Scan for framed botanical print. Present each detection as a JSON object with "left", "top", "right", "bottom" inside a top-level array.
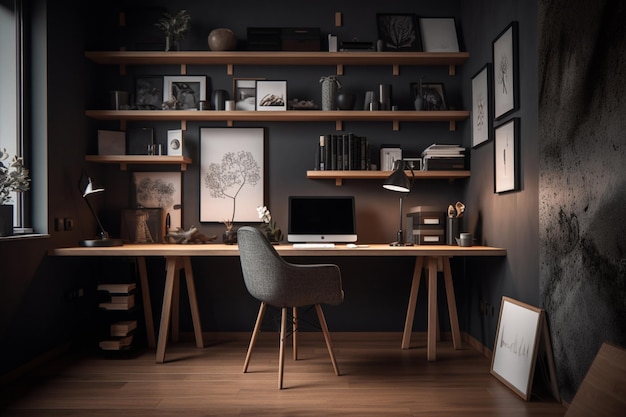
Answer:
[
  {"left": 492, "top": 21, "right": 519, "bottom": 120},
  {"left": 199, "top": 127, "right": 265, "bottom": 223},
  {"left": 131, "top": 171, "right": 182, "bottom": 232},
  {"left": 494, "top": 118, "right": 519, "bottom": 193},
  {"left": 471, "top": 63, "right": 493, "bottom": 147},
  {"left": 376, "top": 13, "right": 421, "bottom": 51}
]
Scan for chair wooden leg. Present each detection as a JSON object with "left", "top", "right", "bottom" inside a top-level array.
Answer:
[
  {"left": 315, "top": 304, "right": 340, "bottom": 376},
  {"left": 293, "top": 306, "right": 298, "bottom": 361},
  {"left": 243, "top": 302, "right": 266, "bottom": 373},
  {"left": 278, "top": 307, "right": 288, "bottom": 389}
]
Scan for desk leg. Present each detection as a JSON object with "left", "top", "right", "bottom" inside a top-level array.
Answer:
[
  {"left": 402, "top": 256, "right": 423, "bottom": 349},
  {"left": 427, "top": 257, "right": 438, "bottom": 361},
  {"left": 442, "top": 257, "right": 462, "bottom": 350},
  {"left": 136, "top": 257, "right": 156, "bottom": 349},
  {"left": 171, "top": 261, "right": 180, "bottom": 343},
  {"left": 183, "top": 256, "right": 205, "bottom": 348},
  {"left": 156, "top": 256, "right": 178, "bottom": 363}
]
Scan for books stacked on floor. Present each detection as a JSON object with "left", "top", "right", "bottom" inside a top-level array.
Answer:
[
  {"left": 97, "top": 282, "right": 138, "bottom": 352},
  {"left": 316, "top": 133, "right": 370, "bottom": 171},
  {"left": 97, "top": 282, "right": 136, "bottom": 310},
  {"left": 110, "top": 320, "right": 138, "bottom": 337},
  {"left": 99, "top": 334, "right": 134, "bottom": 351},
  {"left": 421, "top": 144, "right": 467, "bottom": 170}
]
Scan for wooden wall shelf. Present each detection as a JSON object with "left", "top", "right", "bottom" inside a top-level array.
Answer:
[
  {"left": 306, "top": 170, "right": 471, "bottom": 186},
  {"left": 85, "top": 155, "right": 192, "bottom": 171}
]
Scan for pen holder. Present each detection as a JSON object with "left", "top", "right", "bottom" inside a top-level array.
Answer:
[{"left": 446, "top": 217, "right": 460, "bottom": 245}]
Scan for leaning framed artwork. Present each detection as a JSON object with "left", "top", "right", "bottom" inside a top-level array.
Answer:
[
  {"left": 376, "top": 13, "right": 421, "bottom": 51},
  {"left": 471, "top": 63, "right": 492, "bottom": 148},
  {"left": 490, "top": 296, "right": 543, "bottom": 401},
  {"left": 419, "top": 17, "right": 460, "bottom": 52},
  {"left": 233, "top": 78, "right": 263, "bottom": 110},
  {"left": 419, "top": 83, "right": 447, "bottom": 110},
  {"left": 492, "top": 21, "right": 519, "bottom": 120},
  {"left": 255, "top": 80, "right": 287, "bottom": 111},
  {"left": 200, "top": 127, "right": 265, "bottom": 223},
  {"left": 134, "top": 76, "right": 163, "bottom": 110},
  {"left": 131, "top": 171, "right": 182, "bottom": 232},
  {"left": 494, "top": 118, "right": 519, "bottom": 193},
  {"left": 162, "top": 75, "right": 207, "bottom": 110}
]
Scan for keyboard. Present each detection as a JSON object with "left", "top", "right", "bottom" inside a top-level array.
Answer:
[{"left": 292, "top": 243, "right": 336, "bottom": 248}]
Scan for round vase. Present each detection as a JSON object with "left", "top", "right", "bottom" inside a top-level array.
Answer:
[
  {"left": 208, "top": 28, "right": 237, "bottom": 51},
  {"left": 336, "top": 93, "right": 356, "bottom": 110}
]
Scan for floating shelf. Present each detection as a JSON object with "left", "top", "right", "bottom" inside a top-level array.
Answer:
[
  {"left": 85, "top": 155, "right": 192, "bottom": 171},
  {"left": 306, "top": 170, "right": 471, "bottom": 186}
]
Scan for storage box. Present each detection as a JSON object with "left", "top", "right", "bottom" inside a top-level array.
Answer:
[
  {"left": 246, "top": 27, "right": 282, "bottom": 50},
  {"left": 281, "top": 28, "right": 321, "bottom": 51},
  {"left": 411, "top": 227, "right": 445, "bottom": 245},
  {"left": 98, "top": 130, "right": 126, "bottom": 155},
  {"left": 406, "top": 205, "right": 445, "bottom": 226}
]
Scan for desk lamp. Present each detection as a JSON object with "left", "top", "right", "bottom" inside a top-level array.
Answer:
[
  {"left": 383, "top": 159, "right": 415, "bottom": 246},
  {"left": 78, "top": 171, "right": 123, "bottom": 247}
]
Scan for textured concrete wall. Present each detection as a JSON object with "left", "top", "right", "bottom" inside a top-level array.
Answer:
[{"left": 538, "top": 0, "right": 626, "bottom": 401}]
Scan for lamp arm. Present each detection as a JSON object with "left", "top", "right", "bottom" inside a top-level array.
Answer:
[{"left": 83, "top": 197, "right": 110, "bottom": 239}]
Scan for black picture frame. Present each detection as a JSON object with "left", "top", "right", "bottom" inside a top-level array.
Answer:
[
  {"left": 471, "top": 63, "right": 493, "bottom": 148},
  {"left": 376, "top": 13, "right": 421, "bottom": 51},
  {"left": 126, "top": 127, "right": 154, "bottom": 155},
  {"left": 494, "top": 117, "right": 519, "bottom": 193},
  {"left": 418, "top": 82, "right": 447, "bottom": 110},
  {"left": 492, "top": 21, "right": 519, "bottom": 120},
  {"left": 134, "top": 76, "right": 163, "bottom": 110}
]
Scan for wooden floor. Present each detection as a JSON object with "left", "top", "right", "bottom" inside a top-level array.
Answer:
[{"left": 1, "top": 332, "right": 566, "bottom": 417}]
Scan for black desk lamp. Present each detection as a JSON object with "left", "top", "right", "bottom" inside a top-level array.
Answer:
[
  {"left": 78, "top": 171, "right": 123, "bottom": 247},
  {"left": 383, "top": 159, "right": 415, "bottom": 246}
]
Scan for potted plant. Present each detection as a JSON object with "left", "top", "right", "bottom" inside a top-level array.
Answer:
[
  {"left": 222, "top": 218, "right": 237, "bottom": 244},
  {"left": 0, "top": 148, "right": 31, "bottom": 236},
  {"left": 256, "top": 205, "right": 283, "bottom": 243},
  {"left": 155, "top": 10, "right": 191, "bottom": 51}
]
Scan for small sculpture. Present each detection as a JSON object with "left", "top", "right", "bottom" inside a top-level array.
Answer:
[{"left": 165, "top": 226, "right": 216, "bottom": 244}]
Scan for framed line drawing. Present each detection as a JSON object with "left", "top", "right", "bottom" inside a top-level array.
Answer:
[
  {"left": 255, "top": 80, "right": 287, "bottom": 111},
  {"left": 163, "top": 75, "right": 207, "bottom": 110},
  {"left": 131, "top": 171, "right": 182, "bottom": 232},
  {"left": 376, "top": 13, "right": 421, "bottom": 51},
  {"left": 200, "top": 127, "right": 265, "bottom": 223},
  {"left": 490, "top": 296, "right": 543, "bottom": 401},
  {"left": 419, "top": 17, "right": 460, "bottom": 52},
  {"left": 471, "top": 63, "right": 492, "bottom": 148},
  {"left": 233, "top": 78, "right": 263, "bottom": 110},
  {"left": 492, "top": 21, "right": 519, "bottom": 120},
  {"left": 494, "top": 118, "right": 519, "bottom": 193}
]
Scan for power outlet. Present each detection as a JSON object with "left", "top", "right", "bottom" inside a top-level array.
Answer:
[
  {"left": 54, "top": 218, "right": 65, "bottom": 232},
  {"left": 64, "top": 218, "right": 74, "bottom": 231}
]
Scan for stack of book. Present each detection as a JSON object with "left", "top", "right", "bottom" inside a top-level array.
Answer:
[
  {"left": 421, "top": 144, "right": 467, "bottom": 171},
  {"left": 97, "top": 283, "right": 137, "bottom": 351},
  {"left": 317, "top": 133, "right": 370, "bottom": 171},
  {"left": 98, "top": 283, "right": 136, "bottom": 310}
]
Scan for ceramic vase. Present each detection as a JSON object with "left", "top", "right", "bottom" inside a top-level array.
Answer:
[
  {"left": 336, "top": 93, "right": 356, "bottom": 110},
  {"left": 208, "top": 28, "right": 237, "bottom": 51},
  {"left": 320, "top": 76, "right": 340, "bottom": 111}
]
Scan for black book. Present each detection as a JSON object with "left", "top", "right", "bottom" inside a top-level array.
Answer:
[
  {"left": 330, "top": 134, "right": 337, "bottom": 170},
  {"left": 324, "top": 134, "right": 331, "bottom": 171}
]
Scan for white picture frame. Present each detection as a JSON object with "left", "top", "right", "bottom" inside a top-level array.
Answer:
[
  {"left": 471, "top": 63, "right": 492, "bottom": 148},
  {"left": 163, "top": 75, "right": 207, "bottom": 110},
  {"left": 494, "top": 118, "right": 519, "bottom": 193},
  {"left": 167, "top": 129, "right": 183, "bottom": 156},
  {"left": 490, "top": 296, "right": 543, "bottom": 401},
  {"left": 255, "top": 80, "right": 287, "bottom": 111},
  {"left": 419, "top": 17, "right": 460, "bottom": 52},
  {"left": 492, "top": 21, "right": 519, "bottom": 120},
  {"left": 132, "top": 172, "right": 182, "bottom": 233},
  {"left": 200, "top": 128, "right": 265, "bottom": 223}
]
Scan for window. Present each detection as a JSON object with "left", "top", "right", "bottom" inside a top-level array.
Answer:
[{"left": 0, "top": 0, "right": 30, "bottom": 233}]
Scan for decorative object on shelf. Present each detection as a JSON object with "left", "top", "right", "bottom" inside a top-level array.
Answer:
[
  {"left": 233, "top": 78, "right": 263, "bottom": 111},
  {"left": 208, "top": 28, "right": 237, "bottom": 51},
  {"left": 200, "top": 128, "right": 265, "bottom": 223},
  {"left": 211, "top": 89, "right": 229, "bottom": 111},
  {"left": 77, "top": 170, "right": 123, "bottom": 247},
  {"left": 0, "top": 148, "right": 30, "bottom": 237},
  {"left": 154, "top": 9, "right": 191, "bottom": 52},
  {"left": 411, "top": 78, "right": 423, "bottom": 110},
  {"left": 420, "top": 83, "right": 447, "bottom": 110},
  {"left": 319, "top": 75, "right": 341, "bottom": 111},
  {"left": 379, "top": 84, "right": 391, "bottom": 110},
  {"left": 376, "top": 13, "right": 421, "bottom": 51},
  {"left": 363, "top": 90, "right": 377, "bottom": 110},
  {"left": 288, "top": 98, "right": 319, "bottom": 110},
  {"left": 165, "top": 225, "right": 216, "bottom": 244},
  {"left": 256, "top": 80, "right": 287, "bottom": 111},
  {"left": 256, "top": 205, "right": 283, "bottom": 243},
  {"left": 121, "top": 208, "right": 164, "bottom": 243},
  {"left": 419, "top": 17, "right": 460, "bottom": 52},
  {"left": 222, "top": 220, "right": 237, "bottom": 244},
  {"left": 492, "top": 21, "right": 519, "bottom": 120},
  {"left": 163, "top": 75, "right": 207, "bottom": 110},
  {"left": 110, "top": 90, "right": 129, "bottom": 110},
  {"left": 382, "top": 159, "right": 415, "bottom": 246},
  {"left": 167, "top": 130, "right": 183, "bottom": 156},
  {"left": 134, "top": 76, "right": 163, "bottom": 110},
  {"left": 336, "top": 92, "right": 355, "bottom": 110},
  {"left": 446, "top": 201, "right": 465, "bottom": 245}
]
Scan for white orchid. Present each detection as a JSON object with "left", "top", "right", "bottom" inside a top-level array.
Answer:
[{"left": 256, "top": 205, "right": 282, "bottom": 242}]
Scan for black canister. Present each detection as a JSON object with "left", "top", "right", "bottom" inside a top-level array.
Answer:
[{"left": 446, "top": 217, "right": 460, "bottom": 245}]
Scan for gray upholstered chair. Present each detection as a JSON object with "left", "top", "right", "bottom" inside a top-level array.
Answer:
[{"left": 237, "top": 226, "right": 344, "bottom": 389}]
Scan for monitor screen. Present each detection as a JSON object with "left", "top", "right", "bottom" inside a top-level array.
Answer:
[{"left": 288, "top": 196, "right": 357, "bottom": 243}]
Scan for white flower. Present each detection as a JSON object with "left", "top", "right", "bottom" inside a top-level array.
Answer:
[{"left": 256, "top": 205, "right": 271, "bottom": 223}]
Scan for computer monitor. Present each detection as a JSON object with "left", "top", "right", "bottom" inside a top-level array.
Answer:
[{"left": 287, "top": 195, "right": 357, "bottom": 243}]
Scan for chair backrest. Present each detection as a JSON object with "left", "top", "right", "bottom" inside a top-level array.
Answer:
[{"left": 237, "top": 226, "right": 344, "bottom": 308}]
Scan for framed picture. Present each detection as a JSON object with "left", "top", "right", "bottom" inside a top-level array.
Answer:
[
  {"left": 121, "top": 208, "right": 164, "bottom": 243},
  {"left": 492, "top": 21, "right": 519, "bottom": 120},
  {"left": 419, "top": 17, "right": 460, "bottom": 52},
  {"left": 127, "top": 127, "right": 154, "bottom": 155},
  {"left": 134, "top": 76, "right": 163, "bottom": 110},
  {"left": 200, "top": 127, "right": 265, "bottom": 223},
  {"left": 233, "top": 78, "right": 263, "bottom": 110},
  {"left": 376, "top": 13, "right": 421, "bottom": 51},
  {"left": 471, "top": 63, "right": 493, "bottom": 148},
  {"left": 255, "top": 80, "right": 287, "bottom": 111},
  {"left": 131, "top": 172, "right": 182, "bottom": 232},
  {"left": 416, "top": 83, "right": 447, "bottom": 110},
  {"left": 167, "top": 129, "right": 183, "bottom": 156},
  {"left": 491, "top": 296, "right": 544, "bottom": 401},
  {"left": 494, "top": 118, "right": 519, "bottom": 193},
  {"left": 163, "top": 75, "right": 207, "bottom": 110}
]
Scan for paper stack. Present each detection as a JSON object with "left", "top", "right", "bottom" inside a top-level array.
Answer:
[{"left": 421, "top": 144, "right": 466, "bottom": 170}]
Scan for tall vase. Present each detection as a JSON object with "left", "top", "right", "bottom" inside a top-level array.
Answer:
[{"left": 320, "top": 76, "right": 340, "bottom": 111}]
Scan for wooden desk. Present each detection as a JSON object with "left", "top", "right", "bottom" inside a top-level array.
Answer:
[{"left": 50, "top": 244, "right": 506, "bottom": 363}]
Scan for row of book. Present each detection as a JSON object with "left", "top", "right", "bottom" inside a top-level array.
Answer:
[{"left": 316, "top": 133, "right": 371, "bottom": 171}]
